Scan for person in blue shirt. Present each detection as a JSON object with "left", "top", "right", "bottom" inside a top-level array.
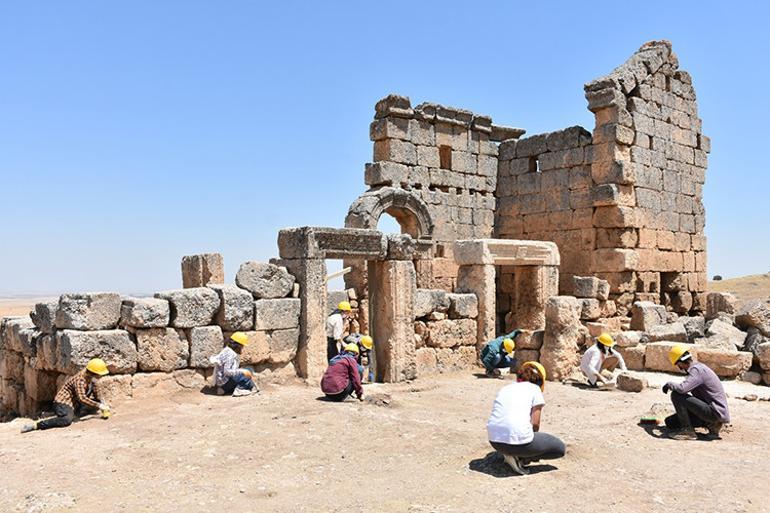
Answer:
[{"left": 480, "top": 330, "right": 521, "bottom": 378}]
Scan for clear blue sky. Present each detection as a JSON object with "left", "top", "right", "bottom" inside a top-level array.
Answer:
[{"left": 1, "top": 1, "right": 767, "bottom": 295}]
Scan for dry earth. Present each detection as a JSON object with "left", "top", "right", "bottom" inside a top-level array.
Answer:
[
  {"left": 709, "top": 273, "right": 770, "bottom": 307},
  {"left": 1, "top": 372, "right": 769, "bottom": 513}
]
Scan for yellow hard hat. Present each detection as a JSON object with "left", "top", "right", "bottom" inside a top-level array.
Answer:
[
  {"left": 668, "top": 344, "right": 690, "bottom": 366},
  {"left": 502, "top": 338, "right": 515, "bottom": 354},
  {"left": 86, "top": 358, "right": 109, "bottom": 376},
  {"left": 230, "top": 332, "right": 250, "bottom": 346},
  {"left": 338, "top": 301, "right": 352, "bottom": 312},
  {"left": 597, "top": 333, "right": 615, "bottom": 347},
  {"left": 520, "top": 361, "right": 547, "bottom": 390},
  {"left": 360, "top": 335, "right": 374, "bottom": 350},
  {"left": 343, "top": 343, "right": 359, "bottom": 354}
]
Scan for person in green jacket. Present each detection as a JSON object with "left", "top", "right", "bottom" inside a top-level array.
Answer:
[{"left": 480, "top": 330, "right": 521, "bottom": 378}]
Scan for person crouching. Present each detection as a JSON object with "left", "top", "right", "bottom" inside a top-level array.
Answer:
[
  {"left": 321, "top": 343, "right": 364, "bottom": 402},
  {"left": 210, "top": 332, "right": 257, "bottom": 397}
]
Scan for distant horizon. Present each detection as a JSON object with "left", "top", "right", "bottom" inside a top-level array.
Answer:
[{"left": 2, "top": 2, "right": 768, "bottom": 295}]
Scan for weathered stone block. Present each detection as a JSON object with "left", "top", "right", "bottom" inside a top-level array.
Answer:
[
  {"left": 694, "top": 348, "right": 752, "bottom": 378},
  {"left": 646, "top": 322, "right": 688, "bottom": 342},
  {"left": 223, "top": 330, "right": 270, "bottom": 365},
  {"left": 374, "top": 138, "right": 417, "bottom": 165},
  {"left": 96, "top": 374, "right": 133, "bottom": 404},
  {"left": 631, "top": 301, "right": 667, "bottom": 331},
  {"left": 416, "top": 347, "right": 438, "bottom": 375},
  {"left": 235, "top": 262, "right": 296, "bottom": 299},
  {"left": 208, "top": 284, "right": 255, "bottom": 331},
  {"left": 55, "top": 292, "right": 122, "bottom": 330},
  {"left": 618, "top": 345, "right": 645, "bottom": 370},
  {"left": 136, "top": 328, "right": 189, "bottom": 372},
  {"left": 267, "top": 328, "right": 300, "bottom": 364},
  {"left": 757, "top": 342, "right": 770, "bottom": 371},
  {"left": 681, "top": 316, "right": 706, "bottom": 341},
  {"left": 426, "top": 319, "right": 477, "bottom": 348},
  {"left": 540, "top": 296, "right": 581, "bottom": 380},
  {"left": 181, "top": 253, "right": 224, "bottom": 288},
  {"left": 254, "top": 298, "right": 301, "bottom": 330},
  {"left": 154, "top": 288, "right": 220, "bottom": 328},
  {"left": 188, "top": 325, "right": 224, "bottom": 368},
  {"left": 615, "top": 331, "right": 643, "bottom": 348},
  {"left": 644, "top": 341, "right": 694, "bottom": 372},
  {"left": 414, "top": 289, "right": 451, "bottom": 318},
  {"left": 578, "top": 298, "right": 601, "bottom": 321},
  {"left": 30, "top": 300, "right": 58, "bottom": 334},
  {"left": 57, "top": 329, "right": 137, "bottom": 374},
  {"left": 516, "top": 329, "right": 544, "bottom": 350},
  {"left": 617, "top": 372, "right": 647, "bottom": 392},
  {"left": 447, "top": 293, "right": 478, "bottom": 319},
  {"left": 120, "top": 297, "right": 170, "bottom": 328},
  {"left": 704, "top": 319, "right": 747, "bottom": 350},
  {"left": 24, "top": 366, "right": 58, "bottom": 402},
  {"left": 735, "top": 300, "right": 770, "bottom": 337}
]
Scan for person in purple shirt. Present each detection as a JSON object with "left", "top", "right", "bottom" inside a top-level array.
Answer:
[{"left": 662, "top": 344, "right": 730, "bottom": 440}]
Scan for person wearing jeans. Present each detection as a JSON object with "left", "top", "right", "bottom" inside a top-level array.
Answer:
[
  {"left": 210, "top": 332, "right": 257, "bottom": 397},
  {"left": 486, "top": 361, "right": 565, "bottom": 475}
]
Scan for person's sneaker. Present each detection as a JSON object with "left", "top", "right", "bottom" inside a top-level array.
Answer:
[
  {"left": 707, "top": 422, "right": 724, "bottom": 438},
  {"left": 667, "top": 428, "right": 698, "bottom": 441},
  {"left": 485, "top": 369, "right": 502, "bottom": 379},
  {"left": 20, "top": 423, "right": 36, "bottom": 434},
  {"left": 232, "top": 387, "right": 256, "bottom": 397},
  {"left": 502, "top": 454, "right": 530, "bottom": 475}
]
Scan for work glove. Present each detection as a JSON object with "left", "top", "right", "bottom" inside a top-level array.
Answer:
[{"left": 662, "top": 383, "right": 671, "bottom": 394}]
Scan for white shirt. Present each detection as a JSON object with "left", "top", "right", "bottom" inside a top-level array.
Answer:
[
  {"left": 486, "top": 381, "right": 545, "bottom": 445},
  {"left": 325, "top": 312, "right": 344, "bottom": 340},
  {"left": 210, "top": 346, "right": 240, "bottom": 386},
  {"left": 580, "top": 343, "right": 627, "bottom": 384}
]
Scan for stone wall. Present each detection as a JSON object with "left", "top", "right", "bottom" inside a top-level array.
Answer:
[{"left": 0, "top": 260, "right": 302, "bottom": 419}]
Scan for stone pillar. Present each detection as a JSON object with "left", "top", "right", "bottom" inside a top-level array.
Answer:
[
  {"left": 273, "top": 258, "right": 327, "bottom": 381},
  {"left": 540, "top": 296, "right": 581, "bottom": 380},
  {"left": 456, "top": 264, "right": 495, "bottom": 349},
  {"left": 511, "top": 265, "right": 559, "bottom": 330},
  {"left": 367, "top": 260, "right": 416, "bottom": 382},
  {"left": 181, "top": 253, "right": 224, "bottom": 288}
]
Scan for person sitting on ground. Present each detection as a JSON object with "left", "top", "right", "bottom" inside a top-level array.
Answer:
[
  {"left": 486, "top": 361, "right": 565, "bottom": 475},
  {"left": 320, "top": 343, "right": 364, "bottom": 402},
  {"left": 326, "top": 301, "right": 353, "bottom": 361},
  {"left": 480, "top": 330, "right": 521, "bottom": 378},
  {"left": 210, "top": 332, "right": 257, "bottom": 397},
  {"left": 343, "top": 333, "right": 374, "bottom": 378},
  {"left": 580, "top": 333, "right": 627, "bottom": 387},
  {"left": 21, "top": 358, "right": 111, "bottom": 433},
  {"left": 662, "top": 344, "right": 730, "bottom": 440}
]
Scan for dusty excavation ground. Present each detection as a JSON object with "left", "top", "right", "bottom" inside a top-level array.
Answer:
[{"left": 1, "top": 372, "right": 769, "bottom": 513}]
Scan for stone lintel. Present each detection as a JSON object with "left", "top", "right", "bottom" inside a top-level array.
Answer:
[{"left": 453, "top": 239, "right": 560, "bottom": 266}]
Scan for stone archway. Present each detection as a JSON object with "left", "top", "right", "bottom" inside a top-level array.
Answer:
[{"left": 345, "top": 187, "right": 434, "bottom": 239}]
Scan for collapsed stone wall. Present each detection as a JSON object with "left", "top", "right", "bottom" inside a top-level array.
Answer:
[{"left": 495, "top": 41, "right": 708, "bottom": 315}]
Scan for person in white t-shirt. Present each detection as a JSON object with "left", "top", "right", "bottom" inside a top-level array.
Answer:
[
  {"left": 326, "top": 301, "right": 353, "bottom": 361},
  {"left": 580, "top": 333, "right": 627, "bottom": 387},
  {"left": 486, "top": 361, "right": 565, "bottom": 475}
]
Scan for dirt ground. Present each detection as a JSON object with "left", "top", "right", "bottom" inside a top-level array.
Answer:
[
  {"left": 1, "top": 372, "right": 769, "bottom": 513},
  {"left": 709, "top": 273, "right": 770, "bottom": 306}
]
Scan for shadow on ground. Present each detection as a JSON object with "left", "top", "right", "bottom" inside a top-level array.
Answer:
[{"left": 468, "top": 451, "right": 557, "bottom": 478}]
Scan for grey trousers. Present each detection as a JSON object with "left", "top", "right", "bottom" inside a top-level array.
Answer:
[
  {"left": 490, "top": 432, "right": 566, "bottom": 460},
  {"left": 665, "top": 391, "right": 719, "bottom": 429}
]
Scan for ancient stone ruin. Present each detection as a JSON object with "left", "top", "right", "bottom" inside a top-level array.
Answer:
[{"left": 3, "top": 40, "right": 770, "bottom": 420}]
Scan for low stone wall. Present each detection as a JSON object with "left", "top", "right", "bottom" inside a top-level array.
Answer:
[
  {"left": 413, "top": 289, "right": 479, "bottom": 375},
  {"left": 0, "top": 260, "right": 302, "bottom": 420}
]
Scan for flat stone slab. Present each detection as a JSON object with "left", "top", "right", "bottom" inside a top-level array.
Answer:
[{"left": 453, "top": 239, "right": 560, "bottom": 266}]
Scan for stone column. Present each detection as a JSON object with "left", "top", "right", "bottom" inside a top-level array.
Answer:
[
  {"left": 511, "top": 265, "right": 559, "bottom": 330},
  {"left": 456, "top": 264, "right": 496, "bottom": 349},
  {"left": 540, "top": 295, "right": 581, "bottom": 380},
  {"left": 181, "top": 253, "right": 224, "bottom": 288},
  {"left": 273, "top": 258, "right": 327, "bottom": 381},
  {"left": 367, "top": 260, "right": 416, "bottom": 382}
]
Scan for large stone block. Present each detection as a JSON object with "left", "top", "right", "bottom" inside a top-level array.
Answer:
[
  {"left": 254, "top": 298, "right": 301, "bottom": 330},
  {"left": 704, "top": 319, "right": 747, "bottom": 350},
  {"left": 645, "top": 322, "right": 688, "bottom": 343},
  {"left": 278, "top": 227, "right": 387, "bottom": 260},
  {"left": 756, "top": 342, "right": 770, "bottom": 371},
  {"left": 414, "top": 289, "right": 450, "bottom": 318},
  {"left": 435, "top": 346, "right": 478, "bottom": 371},
  {"left": 694, "top": 348, "right": 752, "bottom": 378},
  {"left": 681, "top": 316, "right": 706, "bottom": 341},
  {"left": 540, "top": 296, "right": 581, "bottom": 380},
  {"left": 181, "top": 253, "right": 224, "bottom": 288},
  {"left": 618, "top": 345, "right": 645, "bottom": 370},
  {"left": 154, "top": 288, "right": 221, "bottom": 328},
  {"left": 578, "top": 298, "right": 601, "bottom": 321},
  {"left": 208, "top": 284, "right": 255, "bottom": 331},
  {"left": 30, "top": 300, "right": 59, "bottom": 334},
  {"left": 705, "top": 292, "right": 737, "bottom": 321},
  {"left": 35, "top": 334, "right": 58, "bottom": 371},
  {"left": 55, "top": 292, "right": 122, "bottom": 330},
  {"left": 57, "top": 329, "right": 137, "bottom": 374},
  {"left": 135, "top": 328, "right": 189, "bottom": 372},
  {"left": 615, "top": 331, "right": 643, "bottom": 348},
  {"left": 188, "top": 325, "right": 224, "bottom": 368},
  {"left": 425, "top": 319, "right": 477, "bottom": 348},
  {"left": 235, "top": 262, "right": 296, "bottom": 299},
  {"left": 735, "top": 300, "right": 770, "bottom": 337},
  {"left": 630, "top": 301, "right": 667, "bottom": 331},
  {"left": 616, "top": 372, "right": 647, "bottom": 392},
  {"left": 223, "top": 330, "right": 270, "bottom": 365},
  {"left": 416, "top": 347, "right": 438, "bottom": 375},
  {"left": 267, "top": 328, "right": 300, "bottom": 364},
  {"left": 644, "top": 341, "right": 694, "bottom": 372},
  {"left": 23, "top": 366, "right": 58, "bottom": 402},
  {"left": 96, "top": 374, "right": 133, "bottom": 404},
  {"left": 447, "top": 293, "right": 478, "bottom": 319},
  {"left": 573, "top": 276, "right": 611, "bottom": 300},
  {"left": 120, "top": 297, "right": 170, "bottom": 328}
]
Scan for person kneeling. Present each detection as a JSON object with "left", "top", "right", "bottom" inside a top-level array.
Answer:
[
  {"left": 321, "top": 343, "right": 364, "bottom": 402},
  {"left": 486, "top": 361, "right": 565, "bottom": 475},
  {"left": 210, "top": 332, "right": 257, "bottom": 397},
  {"left": 580, "top": 333, "right": 627, "bottom": 388},
  {"left": 480, "top": 330, "right": 521, "bottom": 378},
  {"left": 21, "top": 358, "right": 111, "bottom": 433}
]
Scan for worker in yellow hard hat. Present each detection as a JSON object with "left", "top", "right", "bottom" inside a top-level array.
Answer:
[
  {"left": 580, "top": 333, "right": 627, "bottom": 388},
  {"left": 661, "top": 344, "right": 730, "bottom": 440},
  {"left": 487, "top": 361, "right": 565, "bottom": 475},
  {"left": 326, "top": 300, "right": 354, "bottom": 361},
  {"left": 480, "top": 330, "right": 522, "bottom": 378},
  {"left": 321, "top": 343, "right": 364, "bottom": 402},
  {"left": 343, "top": 333, "right": 374, "bottom": 380},
  {"left": 209, "top": 332, "right": 257, "bottom": 397},
  {"left": 21, "top": 358, "right": 111, "bottom": 433}
]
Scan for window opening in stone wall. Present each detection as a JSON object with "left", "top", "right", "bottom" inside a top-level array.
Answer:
[
  {"left": 439, "top": 145, "right": 452, "bottom": 170},
  {"left": 529, "top": 156, "right": 540, "bottom": 173}
]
